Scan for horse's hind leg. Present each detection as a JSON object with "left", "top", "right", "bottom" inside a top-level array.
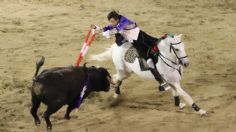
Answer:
[
  {"left": 30, "top": 93, "right": 41, "bottom": 125},
  {"left": 113, "top": 70, "right": 131, "bottom": 99},
  {"left": 172, "top": 82, "right": 207, "bottom": 115}
]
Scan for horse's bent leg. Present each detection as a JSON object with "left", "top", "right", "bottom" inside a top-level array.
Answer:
[
  {"left": 170, "top": 88, "right": 186, "bottom": 109},
  {"left": 172, "top": 83, "right": 207, "bottom": 115},
  {"left": 114, "top": 80, "right": 122, "bottom": 98},
  {"left": 113, "top": 70, "right": 131, "bottom": 98}
]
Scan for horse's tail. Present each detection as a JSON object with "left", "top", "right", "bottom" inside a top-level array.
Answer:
[{"left": 89, "top": 47, "right": 112, "bottom": 61}]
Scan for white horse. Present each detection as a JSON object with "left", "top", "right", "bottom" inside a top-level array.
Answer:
[{"left": 90, "top": 34, "right": 207, "bottom": 115}]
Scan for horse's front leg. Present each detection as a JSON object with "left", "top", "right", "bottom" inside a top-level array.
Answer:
[
  {"left": 170, "top": 88, "right": 186, "bottom": 109},
  {"left": 171, "top": 82, "right": 207, "bottom": 116},
  {"left": 113, "top": 80, "right": 122, "bottom": 98}
]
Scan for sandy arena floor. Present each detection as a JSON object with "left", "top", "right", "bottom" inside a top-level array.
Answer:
[{"left": 0, "top": 0, "right": 235, "bottom": 132}]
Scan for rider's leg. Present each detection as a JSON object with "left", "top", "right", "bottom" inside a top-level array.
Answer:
[
  {"left": 138, "top": 30, "right": 158, "bottom": 46},
  {"left": 147, "top": 58, "right": 162, "bottom": 84},
  {"left": 133, "top": 30, "right": 170, "bottom": 91},
  {"left": 115, "top": 33, "right": 128, "bottom": 46},
  {"left": 147, "top": 58, "right": 171, "bottom": 91}
]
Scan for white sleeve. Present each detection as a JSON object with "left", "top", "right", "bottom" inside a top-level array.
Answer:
[{"left": 102, "top": 30, "right": 110, "bottom": 38}]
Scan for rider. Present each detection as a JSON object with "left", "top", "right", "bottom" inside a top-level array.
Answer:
[{"left": 91, "top": 10, "right": 170, "bottom": 91}]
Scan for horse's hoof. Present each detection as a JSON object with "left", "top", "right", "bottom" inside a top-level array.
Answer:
[
  {"left": 197, "top": 109, "right": 207, "bottom": 116},
  {"left": 110, "top": 98, "right": 119, "bottom": 107},
  {"left": 109, "top": 95, "right": 121, "bottom": 107},
  {"left": 113, "top": 93, "right": 120, "bottom": 99},
  {"left": 159, "top": 83, "right": 171, "bottom": 91},
  {"left": 179, "top": 103, "right": 186, "bottom": 109},
  {"left": 47, "top": 126, "right": 52, "bottom": 130},
  {"left": 35, "top": 120, "right": 41, "bottom": 125}
]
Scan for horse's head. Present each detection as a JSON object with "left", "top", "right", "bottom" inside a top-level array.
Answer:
[{"left": 160, "top": 34, "right": 189, "bottom": 68}]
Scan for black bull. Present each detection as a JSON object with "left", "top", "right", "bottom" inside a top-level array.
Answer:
[{"left": 30, "top": 57, "right": 114, "bottom": 130}]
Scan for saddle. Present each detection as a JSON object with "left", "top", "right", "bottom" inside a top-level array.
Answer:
[
  {"left": 124, "top": 35, "right": 169, "bottom": 71},
  {"left": 124, "top": 45, "right": 153, "bottom": 71}
]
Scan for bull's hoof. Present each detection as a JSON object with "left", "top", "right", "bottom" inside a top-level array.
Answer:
[{"left": 64, "top": 115, "right": 71, "bottom": 120}]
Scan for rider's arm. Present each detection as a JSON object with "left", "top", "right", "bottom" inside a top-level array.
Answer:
[
  {"left": 116, "top": 16, "right": 135, "bottom": 32},
  {"left": 102, "top": 16, "right": 135, "bottom": 32},
  {"left": 90, "top": 24, "right": 112, "bottom": 38},
  {"left": 90, "top": 24, "right": 105, "bottom": 33},
  {"left": 103, "top": 25, "right": 114, "bottom": 31},
  {"left": 91, "top": 24, "right": 114, "bottom": 32}
]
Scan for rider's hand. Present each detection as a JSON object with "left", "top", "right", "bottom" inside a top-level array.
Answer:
[
  {"left": 90, "top": 24, "right": 96, "bottom": 29},
  {"left": 110, "top": 29, "right": 117, "bottom": 35},
  {"left": 90, "top": 25, "right": 104, "bottom": 34}
]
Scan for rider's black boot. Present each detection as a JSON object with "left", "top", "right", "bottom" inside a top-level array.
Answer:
[{"left": 147, "top": 58, "right": 170, "bottom": 91}]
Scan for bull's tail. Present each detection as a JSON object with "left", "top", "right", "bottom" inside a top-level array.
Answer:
[
  {"left": 33, "top": 56, "right": 45, "bottom": 81},
  {"left": 31, "top": 57, "right": 44, "bottom": 122}
]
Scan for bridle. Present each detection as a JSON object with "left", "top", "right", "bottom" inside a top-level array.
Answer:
[
  {"left": 170, "top": 41, "right": 188, "bottom": 60},
  {"left": 159, "top": 40, "right": 188, "bottom": 75}
]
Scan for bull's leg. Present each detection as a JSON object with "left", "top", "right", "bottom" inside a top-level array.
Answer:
[
  {"left": 64, "top": 103, "right": 76, "bottom": 120},
  {"left": 172, "top": 82, "right": 207, "bottom": 116},
  {"left": 44, "top": 104, "right": 62, "bottom": 130},
  {"left": 30, "top": 94, "right": 41, "bottom": 125},
  {"left": 170, "top": 88, "right": 186, "bottom": 109},
  {"left": 113, "top": 70, "right": 131, "bottom": 99}
]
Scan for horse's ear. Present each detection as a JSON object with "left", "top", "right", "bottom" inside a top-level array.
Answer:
[
  {"left": 179, "top": 34, "right": 183, "bottom": 38},
  {"left": 176, "top": 34, "right": 183, "bottom": 41}
]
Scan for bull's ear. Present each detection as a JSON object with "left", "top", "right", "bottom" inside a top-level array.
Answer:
[
  {"left": 83, "top": 63, "right": 88, "bottom": 68},
  {"left": 107, "top": 76, "right": 115, "bottom": 85}
]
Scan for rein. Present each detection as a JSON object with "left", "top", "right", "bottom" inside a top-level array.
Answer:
[{"left": 159, "top": 54, "right": 182, "bottom": 75}]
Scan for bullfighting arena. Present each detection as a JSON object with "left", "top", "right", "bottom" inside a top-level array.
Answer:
[{"left": 0, "top": 0, "right": 235, "bottom": 131}]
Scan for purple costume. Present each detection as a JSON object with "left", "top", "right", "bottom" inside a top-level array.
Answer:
[
  {"left": 103, "top": 15, "right": 140, "bottom": 42},
  {"left": 103, "top": 15, "right": 137, "bottom": 32}
]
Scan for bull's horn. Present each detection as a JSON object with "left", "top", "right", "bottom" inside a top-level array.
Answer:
[{"left": 107, "top": 76, "right": 115, "bottom": 85}]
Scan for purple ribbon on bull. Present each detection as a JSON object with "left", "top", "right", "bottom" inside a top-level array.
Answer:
[{"left": 76, "top": 75, "right": 90, "bottom": 109}]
